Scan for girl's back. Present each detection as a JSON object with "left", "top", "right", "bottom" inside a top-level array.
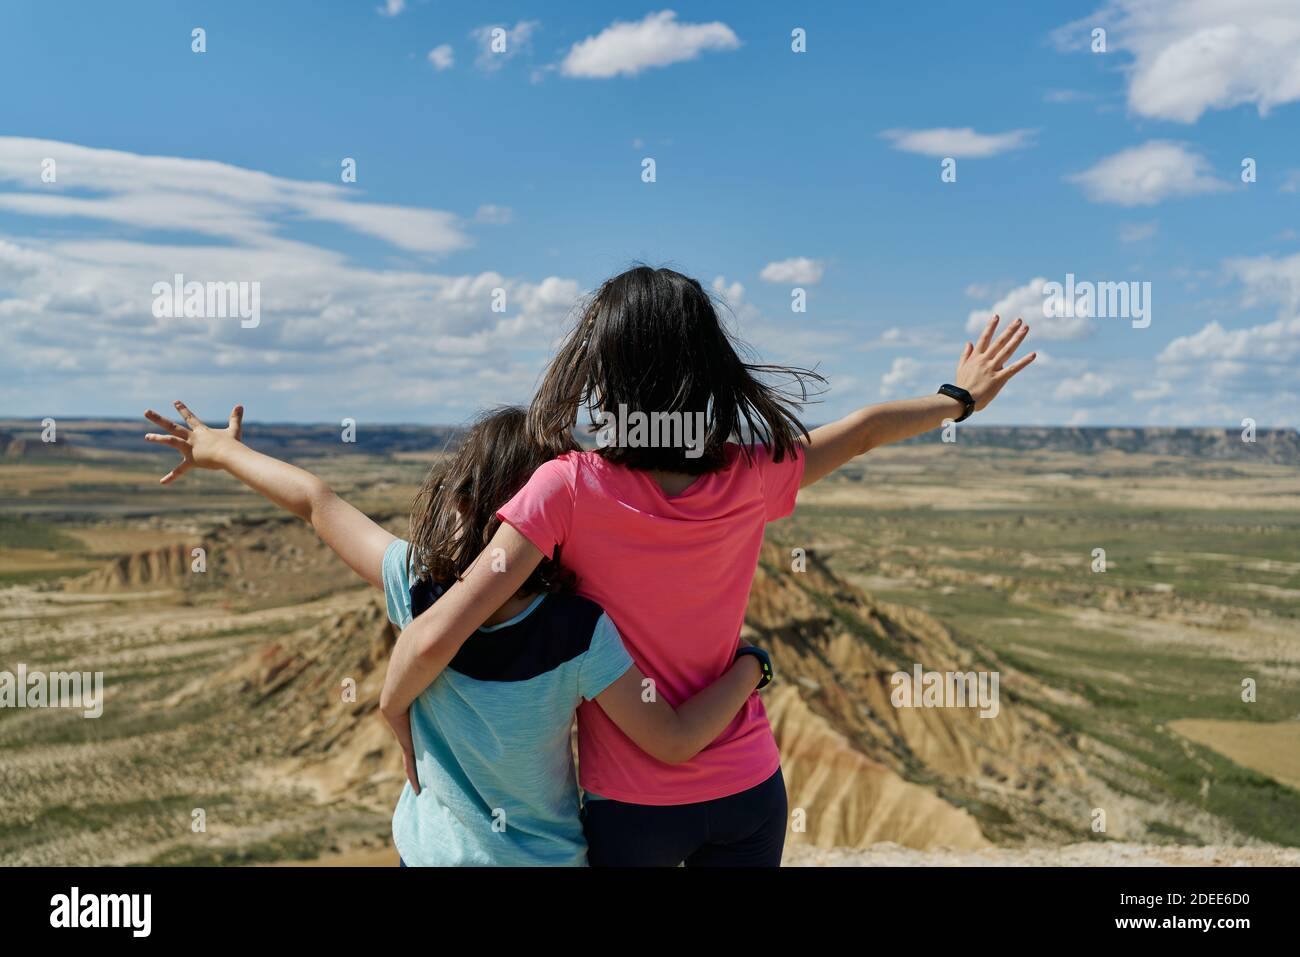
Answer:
[
  {"left": 381, "top": 539, "right": 631, "bottom": 865},
  {"left": 499, "top": 441, "right": 802, "bottom": 805}
]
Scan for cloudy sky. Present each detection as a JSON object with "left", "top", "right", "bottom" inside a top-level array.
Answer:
[{"left": 2, "top": 1, "right": 1298, "bottom": 427}]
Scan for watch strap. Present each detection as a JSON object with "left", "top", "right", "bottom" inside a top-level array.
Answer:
[
  {"left": 734, "top": 646, "right": 773, "bottom": 690},
  {"left": 937, "top": 383, "right": 975, "bottom": 423}
]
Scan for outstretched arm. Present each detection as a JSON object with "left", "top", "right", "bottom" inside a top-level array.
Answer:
[
  {"left": 143, "top": 401, "right": 395, "bottom": 588},
  {"left": 594, "top": 656, "right": 764, "bottom": 764},
  {"left": 800, "top": 315, "right": 1035, "bottom": 488}
]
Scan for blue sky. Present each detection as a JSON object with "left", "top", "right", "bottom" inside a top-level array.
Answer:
[{"left": 1, "top": 0, "right": 1298, "bottom": 427}]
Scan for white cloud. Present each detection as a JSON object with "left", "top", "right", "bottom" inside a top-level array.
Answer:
[
  {"left": 880, "top": 127, "right": 1034, "bottom": 158},
  {"left": 759, "top": 257, "right": 824, "bottom": 285},
  {"left": 880, "top": 357, "right": 921, "bottom": 396},
  {"left": 711, "top": 275, "right": 745, "bottom": 303},
  {"left": 966, "top": 278, "right": 1094, "bottom": 341},
  {"left": 1159, "top": 317, "right": 1300, "bottom": 364},
  {"left": 1068, "top": 141, "right": 1231, "bottom": 206},
  {"left": 1118, "top": 221, "right": 1159, "bottom": 243},
  {"left": 709, "top": 276, "right": 762, "bottom": 328},
  {"left": 1159, "top": 253, "right": 1300, "bottom": 366},
  {"left": 427, "top": 45, "right": 454, "bottom": 71},
  {"left": 1053, "top": 1, "right": 1300, "bottom": 123},
  {"left": 877, "top": 326, "right": 938, "bottom": 349},
  {"left": 0, "top": 138, "right": 470, "bottom": 255},
  {"left": 472, "top": 21, "right": 538, "bottom": 72},
  {"left": 964, "top": 280, "right": 1018, "bottom": 300},
  {"left": 474, "top": 204, "right": 513, "bottom": 225},
  {"left": 1055, "top": 372, "right": 1113, "bottom": 400},
  {"left": 1228, "top": 251, "right": 1300, "bottom": 313},
  {"left": 377, "top": 0, "right": 405, "bottom": 17},
  {"left": 559, "top": 11, "right": 740, "bottom": 79},
  {"left": 1133, "top": 380, "right": 1173, "bottom": 401},
  {"left": 0, "top": 138, "right": 582, "bottom": 419}
]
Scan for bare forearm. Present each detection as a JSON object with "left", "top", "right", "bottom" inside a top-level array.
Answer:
[
  {"left": 802, "top": 393, "right": 963, "bottom": 487},
  {"left": 381, "top": 621, "right": 452, "bottom": 717},
  {"left": 216, "top": 441, "right": 331, "bottom": 521},
  {"left": 837, "top": 393, "right": 965, "bottom": 455},
  {"left": 667, "top": 657, "right": 762, "bottom": 760},
  {"left": 596, "top": 653, "right": 765, "bottom": 764},
  {"left": 800, "top": 315, "right": 1035, "bottom": 489},
  {"left": 144, "top": 401, "right": 393, "bottom": 587}
]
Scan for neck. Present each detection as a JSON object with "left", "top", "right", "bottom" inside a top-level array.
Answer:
[
  {"left": 482, "top": 590, "right": 538, "bottom": 627},
  {"left": 645, "top": 468, "right": 698, "bottom": 497}
]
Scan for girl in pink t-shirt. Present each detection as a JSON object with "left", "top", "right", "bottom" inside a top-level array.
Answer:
[{"left": 379, "top": 265, "right": 1035, "bottom": 866}]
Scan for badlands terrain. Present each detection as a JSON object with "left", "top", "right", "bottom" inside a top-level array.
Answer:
[{"left": 0, "top": 419, "right": 1297, "bottom": 866}]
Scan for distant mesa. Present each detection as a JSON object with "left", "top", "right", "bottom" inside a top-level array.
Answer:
[
  {"left": 0, "top": 429, "right": 82, "bottom": 460},
  {"left": 902, "top": 426, "right": 1300, "bottom": 464},
  {"left": 2, "top": 419, "right": 1296, "bottom": 464}
]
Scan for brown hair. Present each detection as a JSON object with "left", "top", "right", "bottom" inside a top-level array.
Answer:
[
  {"left": 408, "top": 406, "right": 576, "bottom": 594},
  {"left": 528, "top": 265, "right": 824, "bottom": 474}
]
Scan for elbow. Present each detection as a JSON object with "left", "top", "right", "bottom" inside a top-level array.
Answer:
[
  {"left": 655, "top": 741, "right": 699, "bottom": 765},
  {"left": 303, "top": 478, "right": 333, "bottom": 524},
  {"left": 378, "top": 682, "right": 399, "bottom": 721}
]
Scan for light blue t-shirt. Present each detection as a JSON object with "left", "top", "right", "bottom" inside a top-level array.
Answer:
[{"left": 381, "top": 539, "right": 632, "bottom": 866}]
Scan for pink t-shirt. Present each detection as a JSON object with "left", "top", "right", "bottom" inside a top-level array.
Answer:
[{"left": 497, "top": 442, "right": 803, "bottom": 805}]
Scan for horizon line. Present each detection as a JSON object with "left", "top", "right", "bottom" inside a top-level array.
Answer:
[{"left": 0, "top": 416, "right": 1295, "bottom": 434}]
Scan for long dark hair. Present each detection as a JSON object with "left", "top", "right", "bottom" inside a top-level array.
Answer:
[
  {"left": 408, "top": 406, "right": 576, "bottom": 594},
  {"left": 528, "top": 265, "right": 824, "bottom": 474}
]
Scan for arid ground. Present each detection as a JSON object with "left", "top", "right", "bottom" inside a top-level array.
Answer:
[{"left": 1, "top": 421, "right": 1297, "bottom": 865}]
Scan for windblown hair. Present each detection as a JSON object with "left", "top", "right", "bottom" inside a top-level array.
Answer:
[
  {"left": 408, "top": 406, "right": 577, "bottom": 594},
  {"left": 528, "top": 265, "right": 825, "bottom": 474}
]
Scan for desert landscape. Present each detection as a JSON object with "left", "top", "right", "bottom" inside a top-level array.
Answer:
[{"left": 1, "top": 418, "right": 1298, "bottom": 866}]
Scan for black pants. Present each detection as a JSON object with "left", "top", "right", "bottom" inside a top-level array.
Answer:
[{"left": 582, "top": 767, "right": 787, "bottom": 867}]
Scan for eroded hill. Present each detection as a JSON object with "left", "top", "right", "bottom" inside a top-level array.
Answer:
[
  {"left": 36, "top": 518, "right": 1104, "bottom": 857},
  {"left": 4, "top": 499, "right": 1296, "bottom": 865}
]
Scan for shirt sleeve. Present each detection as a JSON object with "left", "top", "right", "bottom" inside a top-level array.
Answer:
[
  {"left": 753, "top": 442, "right": 805, "bottom": 521},
  {"left": 496, "top": 455, "right": 576, "bottom": 559},
  {"left": 577, "top": 612, "right": 635, "bottom": 701},
  {"left": 381, "top": 538, "right": 415, "bottom": 629}
]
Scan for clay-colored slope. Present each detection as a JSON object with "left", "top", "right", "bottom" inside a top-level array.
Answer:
[
  {"left": 79, "top": 521, "right": 1098, "bottom": 853},
  {"left": 66, "top": 542, "right": 196, "bottom": 593},
  {"left": 747, "top": 541, "right": 1092, "bottom": 843},
  {"left": 767, "top": 685, "right": 989, "bottom": 850},
  {"left": 65, "top": 515, "right": 402, "bottom": 608},
  {"left": 164, "top": 594, "right": 406, "bottom": 812}
]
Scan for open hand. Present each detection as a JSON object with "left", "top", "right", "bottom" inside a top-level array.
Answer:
[
  {"left": 144, "top": 401, "right": 244, "bottom": 484},
  {"left": 956, "top": 315, "right": 1036, "bottom": 411}
]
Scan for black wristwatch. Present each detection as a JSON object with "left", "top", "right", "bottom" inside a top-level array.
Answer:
[
  {"left": 735, "top": 646, "right": 773, "bottom": 690},
  {"left": 937, "top": 383, "right": 976, "bottom": 422}
]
